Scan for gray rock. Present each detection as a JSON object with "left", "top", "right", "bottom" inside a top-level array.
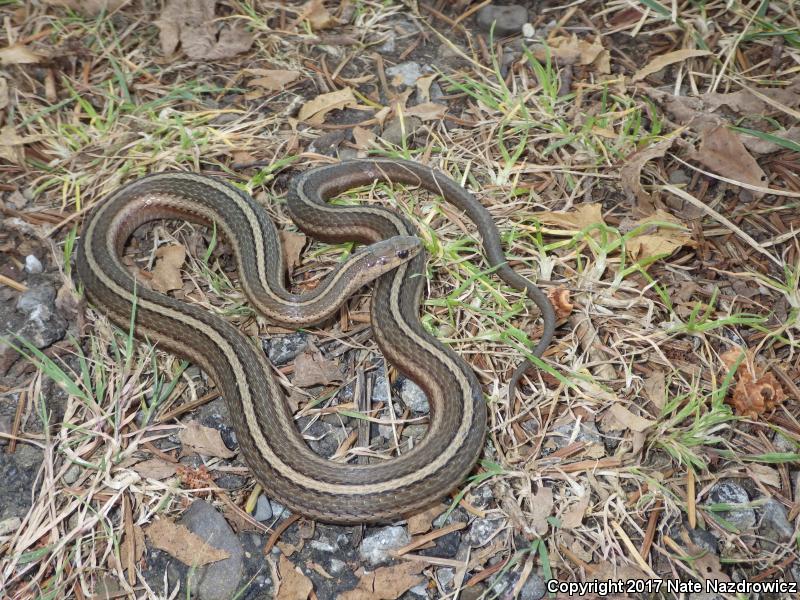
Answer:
[
  {"left": 305, "top": 420, "right": 345, "bottom": 458},
  {"left": 264, "top": 332, "right": 308, "bottom": 365},
  {"left": 0, "top": 516, "right": 22, "bottom": 536},
  {"left": 180, "top": 500, "right": 244, "bottom": 600},
  {"left": 409, "top": 582, "right": 428, "bottom": 596},
  {"left": 668, "top": 168, "right": 691, "bottom": 185},
  {"left": 771, "top": 431, "right": 797, "bottom": 453},
  {"left": 253, "top": 495, "right": 273, "bottom": 522},
  {"left": 329, "top": 558, "right": 346, "bottom": 574},
  {"left": 0, "top": 445, "right": 44, "bottom": 521},
  {"left": 381, "top": 116, "right": 423, "bottom": 147},
  {"left": 465, "top": 517, "right": 506, "bottom": 547},
  {"left": 687, "top": 526, "right": 719, "bottom": 555},
  {"left": 476, "top": 5, "right": 528, "bottom": 36},
  {"left": 386, "top": 61, "right": 422, "bottom": 87},
  {"left": 24, "top": 255, "right": 43, "bottom": 274},
  {"left": 377, "top": 36, "right": 395, "bottom": 54},
  {"left": 270, "top": 499, "right": 289, "bottom": 521},
  {"left": 759, "top": 498, "right": 794, "bottom": 543},
  {"left": 1, "top": 281, "right": 67, "bottom": 372},
  {"left": 549, "top": 421, "right": 603, "bottom": 451},
  {"left": 371, "top": 367, "right": 391, "bottom": 404},
  {"left": 520, "top": 575, "right": 546, "bottom": 600},
  {"left": 310, "top": 538, "right": 337, "bottom": 553},
  {"left": 401, "top": 379, "right": 429, "bottom": 413},
  {"left": 437, "top": 567, "right": 455, "bottom": 588},
  {"left": 0, "top": 414, "right": 11, "bottom": 447},
  {"left": 359, "top": 526, "right": 410, "bottom": 566},
  {"left": 63, "top": 463, "right": 81, "bottom": 485},
  {"left": 707, "top": 481, "right": 756, "bottom": 531}
]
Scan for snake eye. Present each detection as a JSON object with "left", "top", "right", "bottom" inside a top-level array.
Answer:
[{"left": 397, "top": 249, "right": 410, "bottom": 259}]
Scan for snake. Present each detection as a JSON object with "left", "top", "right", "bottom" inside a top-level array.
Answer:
[{"left": 76, "top": 158, "right": 555, "bottom": 523}]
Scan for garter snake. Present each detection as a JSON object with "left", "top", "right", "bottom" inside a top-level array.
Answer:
[{"left": 77, "top": 158, "right": 555, "bottom": 523}]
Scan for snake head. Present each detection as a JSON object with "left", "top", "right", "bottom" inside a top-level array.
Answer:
[{"left": 355, "top": 236, "right": 421, "bottom": 280}]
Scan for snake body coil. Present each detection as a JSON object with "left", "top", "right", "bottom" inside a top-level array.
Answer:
[{"left": 77, "top": 159, "right": 554, "bottom": 523}]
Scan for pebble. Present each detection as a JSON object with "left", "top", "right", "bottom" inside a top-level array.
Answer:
[
  {"left": 758, "top": 498, "right": 793, "bottom": 542},
  {"left": 476, "top": 5, "right": 528, "bottom": 36},
  {"left": 264, "top": 332, "right": 308, "bottom": 365},
  {"left": 180, "top": 500, "right": 244, "bottom": 600},
  {"left": 386, "top": 61, "right": 423, "bottom": 87},
  {"left": 359, "top": 526, "right": 410, "bottom": 566},
  {"left": 62, "top": 463, "right": 81, "bottom": 485},
  {"left": 381, "top": 116, "right": 423, "bottom": 147},
  {"left": 0, "top": 517, "right": 22, "bottom": 536},
  {"left": 707, "top": 481, "right": 756, "bottom": 531},
  {"left": 401, "top": 379, "right": 429, "bottom": 413},
  {"left": 522, "top": 23, "right": 535, "bottom": 39},
  {"left": 329, "top": 558, "right": 346, "bottom": 574},
  {"left": 253, "top": 495, "right": 273, "bottom": 522},
  {"left": 464, "top": 517, "right": 506, "bottom": 547},
  {"left": 24, "top": 255, "right": 43, "bottom": 274},
  {"left": 371, "top": 366, "right": 391, "bottom": 404},
  {"left": 0, "top": 414, "right": 11, "bottom": 446}
]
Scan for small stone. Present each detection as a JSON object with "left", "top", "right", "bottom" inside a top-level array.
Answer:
[
  {"left": 522, "top": 23, "right": 535, "bottom": 39},
  {"left": 687, "top": 527, "right": 719, "bottom": 555},
  {"left": 401, "top": 379, "right": 429, "bottom": 413},
  {"left": 63, "top": 464, "right": 81, "bottom": 485},
  {"left": 386, "top": 61, "right": 423, "bottom": 87},
  {"left": 0, "top": 414, "right": 11, "bottom": 446},
  {"left": 476, "top": 5, "right": 529, "bottom": 36},
  {"left": 381, "top": 116, "right": 423, "bottom": 147},
  {"left": 359, "top": 526, "right": 410, "bottom": 566},
  {"left": 181, "top": 500, "right": 244, "bottom": 600},
  {"left": 0, "top": 516, "right": 22, "bottom": 536},
  {"left": 668, "top": 168, "right": 691, "bottom": 185},
  {"left": 378, "top": 36, "right": 395, "bottom": 54},
  {"left": 371, "top": 366, "right": 391, "bottom": 404},
  {"left": 437, "top": 567, "right": 455, "bottom": 588},
  {"left": 707, "top": 481, "right": 756, "bottom": 531},
  {"left": 253, "top": 495, "right": 273, "bottom": 522},
  {"left": 16, "top": 282, "right": 56, "bottom": 314},
  {"left": 520, "top": 574, "right": 546, "bottom": 600},
  {"left": 759, "top": 498, "right": 793, "bottom": 542},
  {"left": 265, "top": 333, "right": 308, "bottom": 365},
  {"left": 310, "top": 539, "right": 336, "bottom": 553},
  {"left": 270, "top": 499, "right": 289, "bottom": 520},
  {"left": 329, "top": 558, "right": 346, "bottom": 574},
  {"left": 24, "top": 255, "right": 43, "bottom": 274},
  {"left": 464, "top": 517, "right": 506, "bottom": 547}
]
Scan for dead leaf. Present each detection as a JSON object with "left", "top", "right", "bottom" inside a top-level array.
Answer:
[
  {"left": 720, "top": 348, "right": 785, "bottom": 418},
  {"left": 277, "top": 553, "right": 314, "bottom": 600},
  {"left": 530, "top": 486, "right": 554, "bottom": 535},
  {"left": 156, "top": 0, "right": 253, "bottom": 60},
  {"left": 0, "top": 77, "right": 8, "bottom": 111},
  {"left": 150, "top": 244, "right": 186, "bottom": 293},
  {"left": 279, "top": 230, "right": 307, "bottom": 277},
  {"left": 701, "top": 80, "right": 800, "bottom": 116},
  {"left": 302, "top": 0, "right": 337, "bottom": 30},
  {"left": 632, "top": 49, "right": 711, "bottom": 82},
  {"left": 606, "top": 404, "right": 655, "bottom": 433},
  {"left": 404, "top": 102, "right": 446, "bottom": 121},
  {"left": 747, "top": 463, "right": 780, "bottom": 488},
  {"left": 642, "top": 370, "right": 667, "bottom": 410},
  {"left": 740, "top": 125, "right": 800, "bottom": 155},
  {"left": 530, "top": 35, "right": 610, "bottom": 73},
  {"left": 293, "top": 344, "right": 342, "bottom": 387},
  {"left": 298, "top": 87, "right": 358, "bottom": 125},
  {"left": 0, "top": 44, "right": 43, "bottom": 66},
  {"left": 249, "top": 70, "right": 301, "bottom": 91},
  {"left": 179, "top": 421, "right": 237, "bottom": 459},
  {"left": 144, "top": 518, "right": 229, "bottom": 566},
  {"left": 561, "top": 493, "right": 590, "bottom": 529},
  {"left": 536, "top": 203, "right": 605, "bottom": 231},
  {"left": 92, "top": 574, "right": 127, "bottom": 599},
  {"left": 619, "top": 137, "right": 676, "bottom": 213},
  {"left": 407, "top": 503, "right": 446, "bottom": 535},
  {"left": 415, "top": 74, "right": 436, "bottom": 102},
  {"left": 352, "top": 126, "right": 376, "bottom": 150},
  {"left": 132, "top": 458, "right": 178, "bottom": 480},
  {"left": 692, "top": 125, "right": 767, "bottom": 195},
  {"left": 44, "top": 0, "right": 129, "bottom": 15},
  {"left": 548, "top": 287, "right": 573, "bottom": 320},
  {"left": 119, "top": 524, "right": 145, "bottom": 574},
  {"left": 0, "top": 126, "right": 26, "bottom": 164},
  {"left": 626, "top": 210, "right": 692, "bottom": 262},
  {"left": 340, "top": 561, "right": 425, "bottom": 600}
]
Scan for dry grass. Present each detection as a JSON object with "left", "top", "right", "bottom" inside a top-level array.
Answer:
[{"left": 1, "top": 0, "right": 800, "bottom": 598}]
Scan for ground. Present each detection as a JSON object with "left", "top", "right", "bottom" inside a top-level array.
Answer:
[{"left": 1, "top": 0, "right": 799, "bottom": 599}]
